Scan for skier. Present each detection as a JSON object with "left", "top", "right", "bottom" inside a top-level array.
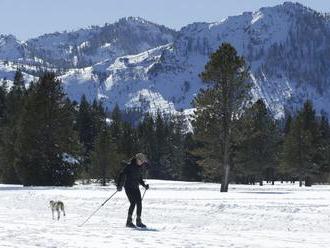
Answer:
[{"left": 117, "top": 153, "right": 150, "bottom": 228}]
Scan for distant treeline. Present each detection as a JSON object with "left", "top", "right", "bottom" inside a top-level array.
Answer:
[{"left": 0, "top": 43, "right": 329, "bottom": 190}]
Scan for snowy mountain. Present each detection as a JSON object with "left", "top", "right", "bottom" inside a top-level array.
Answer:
[
  {"left": 0, "top": 17, "right": 176, "bottom": 69},
  {"left": 25, "top": 17, "right": 177, "bottom": 69},
  {"left": 58, "top": 2, "right": 330, "bottom": 118},
  {"left": 1, "top": 2, "right": 330, "bottom": 119},
  {"left": 0, "top": 35, "right": 26, "bottom": 61}
]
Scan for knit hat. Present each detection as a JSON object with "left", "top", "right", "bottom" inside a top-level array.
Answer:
[{"left": 135, "top": 153, "right": 148, "bottom": 163}]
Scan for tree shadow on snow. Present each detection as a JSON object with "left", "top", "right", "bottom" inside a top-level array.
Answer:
[
  {"left": 0, "top": 186, "right": 25, "bottom": 191},
  {"left": 240, "top": 191, "right": 291, "bottom": 194},
  {"left": 0, "top": 186, "right": 71, "bottom": 191}
]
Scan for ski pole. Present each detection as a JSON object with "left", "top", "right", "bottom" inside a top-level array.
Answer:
[
  {"left": 133, "top": 188, "right": 148, "bottom": 220},
  {"left": 79, "top": 190, "right": 118, "bottom": 227},
  {"left": 141, "top": 188, "right": 147, "bottom": 201}
]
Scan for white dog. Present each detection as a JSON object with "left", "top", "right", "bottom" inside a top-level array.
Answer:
[{"left": 49, "top": 200, "right": 66, "bottom": 220}]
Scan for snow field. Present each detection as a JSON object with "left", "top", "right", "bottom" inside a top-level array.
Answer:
[{"left": 0, "top": 180, "right": 330, "bottom": 248}]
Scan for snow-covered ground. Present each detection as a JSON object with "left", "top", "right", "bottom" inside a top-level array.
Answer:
[{"left": 0, "top": 180, "right": 329, "bottom": 248}]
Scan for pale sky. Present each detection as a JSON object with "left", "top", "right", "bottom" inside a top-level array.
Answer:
[{"left": 0, "top": 0, "right": 329, "bottom": 40}]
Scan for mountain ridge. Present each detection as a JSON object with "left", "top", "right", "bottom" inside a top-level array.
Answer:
[{"left": 1, "top": 2, "right": 329, "bottom": 120}]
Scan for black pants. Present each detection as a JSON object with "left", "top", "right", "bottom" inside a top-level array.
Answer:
[{"left": 125, "top": 187, "right": 142, "bottom": 218}]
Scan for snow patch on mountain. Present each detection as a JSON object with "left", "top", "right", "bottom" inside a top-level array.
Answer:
[
  {"left": 59, "top": 67, "right": 98, "bottom": 103},
  {"left": 125, "top": 89, "right": 177, "bottom": 115}
]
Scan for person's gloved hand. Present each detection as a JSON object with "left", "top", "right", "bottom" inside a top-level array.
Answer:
[
  {"left": 117, "top": 186, "right": 122, "bottom": 191},
  {"left": 144, "top": 184, "right": 149, "bottom": 190}
]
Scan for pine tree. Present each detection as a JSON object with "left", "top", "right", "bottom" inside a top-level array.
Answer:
[
  {"left": 137, "top": 113, "right": 157, "bottom": 177},
  {"left": 193, "top": 43, "right": 251, "bottom": 192},
  {"left": 0, "top": 81, "right": 7, "bottom": 121},
  {"left": 77, "top": 95, "right": 95, "bottom": 156},
  {"left": 0, "top": 71, "right": 26, "bottom": 184},
  {"left": 284, "top": 114, "right": 292, "bottom": 135},
  {"left": 91, "top": 99, "right": 106, "bottom": 133},
  {"left": 0, "top": 81, "right": 8, "bottom": 182},
  {"left": 281, "top": 116, "right": 312, "bottom": 186},
  {"left": 165, "top": 114, "right": 187, "bottom": 180},
  {"left": 110, "top": 104, "right": 122, "bottom": 142},
  {"left": 121, "top": 121, "right": 138, "bottom": 157},
  {"left": 91, "top": 125, "right": 125, "bottom": 186},
  {"left": 14, "top": 73, "right": 80, "bottom": 186},
  {"left": 182, "top": 133, "right": 202, "bottom": 181},
  {"left": 280, "top": 100, "right": 319, "bottom": 187},
  {"left": 235, "top": 99, "right": 280, "bottom": 186},
  {"left": 155, "top": 112, "right": 172, "bottom": 179},
  {"left": 13, "top": 70, "right": 25, "bottom": 88},
  {"left": 75, "top": 98, "right": 108, "bottom": 182},
  {"left": 316, "top": 113, "right": 330, "bottom": 182},
  {"left": 76, "top": 95, "right": 98, "bottom": 181}
]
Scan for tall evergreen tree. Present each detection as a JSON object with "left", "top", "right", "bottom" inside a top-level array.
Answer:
[
  {"left": 75, "top": 97, "right": 108, "bottom": 182},
  {"left": 0, "top": 80, "right": 7, "bottom": 120},
  {"left": 137, "top": 113, "right": 157, "bottom": 177},
  {"left": 91, "top": 99, "right": 106, "bottom": 133},
  {"left": 280, "top": 100, "right": 319, "bottom": 186},
  {"left": 121, "top": 121, "right": 138, "bottom": 157},
  {"left": 154, "top": 112, "right": 172, "bottom": 179},
  {"left": 235, "top": 99, "right": 280, "bottom": 186},
  {"left": 166, "top": 114, "right": 187, "bottom": 180},
  {"left": 77, "top": 95, "right": 95, "bottom": 156},
  {"left": 110, "top": 103, "right": 122, "bottom": 142},
  {"left": 316, "top": 113, "right": 330, "bottom": 182},
  {"left": 0, "top": 81, "right": 8, "bottom": 182},
  {"left": 284, "top": 114, "right": 292, "bottom": 135},
  {"left": 91, "top": 125, "right": 125, "bottom": 186},
  {"left": 182, "top": 133, "right": 202, "bottom": 181},
  {"left": 193, "top": 43, "right": 251, "bottom": 192},
  {"left": 14, "top": 73, "right": 80, "bottom": 186},
  {"left": 0, "top": 71, "right": 26, "bottom": 183}
]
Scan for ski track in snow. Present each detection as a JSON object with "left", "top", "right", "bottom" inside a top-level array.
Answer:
[{"left": 0, "top": 180, "right": 330, "bottom": 248}]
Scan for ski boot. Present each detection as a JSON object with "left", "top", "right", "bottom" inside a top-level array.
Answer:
[
  {"left": 126, "top": 215, "right": 136, "bottom": 228},
  {"left": 136, "top": 217, "right": 146, "bottom": 228}
]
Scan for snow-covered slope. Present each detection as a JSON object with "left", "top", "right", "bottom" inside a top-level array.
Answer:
[
  {"left": 1, "top": 3, "right": 330, "bottom": 119},
  {"left": 0, "top": 180, "right": 329, "bottom": 247},
  {"left": 60, "top": 44, "right": 177, "bottom": 114},
  {"left": 58, "top": 2, "right": 330, "bottom": 118},
  {"left": 25, "top": 17, "right": 177, "bottom": 68},
  {"left": 0, "top": 61, "right": 37, "bottom": 88}
]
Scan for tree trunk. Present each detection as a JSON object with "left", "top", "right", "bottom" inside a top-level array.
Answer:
[
  {"left": 299, "top": 173, "right": 303, "bottom": 187},
  {"left": 305, "top": 176, "right": 312, "bottom": 187},
  {"left": 101, "top": 163, "right": 106, "bottom": 186},
  {"left": 221, "top": 130, "right": 230, "bottom": 192},
  {"left": 221, "top": 164, "right": 230, "bottom": 192}
]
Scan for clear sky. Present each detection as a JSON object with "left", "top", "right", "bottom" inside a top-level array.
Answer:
[{"left": 0, "top": 0, "right": 329, "bottom": 40}]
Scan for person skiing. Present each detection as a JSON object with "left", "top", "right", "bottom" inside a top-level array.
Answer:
[{"left": 116, "top": 153, "right": 149, "bottom": 228}]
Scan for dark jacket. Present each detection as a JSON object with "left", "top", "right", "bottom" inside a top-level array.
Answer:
[{"left": 117, "top": 158, "right": 146, "bottom": 189}]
